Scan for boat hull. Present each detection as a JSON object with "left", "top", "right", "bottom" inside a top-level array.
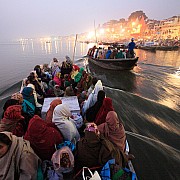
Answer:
[{"left": 88, "top": 57, "right": 138, "bottom": 70}]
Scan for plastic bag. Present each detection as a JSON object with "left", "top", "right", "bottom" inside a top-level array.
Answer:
[{"left": 82, "top": 167, "right": 101, "bottom": 180}]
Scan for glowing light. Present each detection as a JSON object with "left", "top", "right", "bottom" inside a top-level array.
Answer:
[
  {"left": 100, "top": 28, "right": 105, "bottom": 34},
  {"left": 132, "top": 22, "right": 136, "bottom": 26},
  {"left": 87, "top": 31, "right": 95, "bottom": 39}
]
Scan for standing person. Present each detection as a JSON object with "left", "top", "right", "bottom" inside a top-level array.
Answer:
[{"left": 128, "top": 38, "right": 136, "bottom": 58}]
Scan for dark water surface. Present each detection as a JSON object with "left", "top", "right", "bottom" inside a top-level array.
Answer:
[{"left": 0, "top": 41, "right": 180, "bottom": 180}]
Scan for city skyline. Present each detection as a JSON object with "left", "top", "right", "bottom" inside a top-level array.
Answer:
[{"left": 0, "top": 0, "right": 180, "bottom": 41}]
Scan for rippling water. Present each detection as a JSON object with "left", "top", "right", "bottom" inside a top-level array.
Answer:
[{"left": 0, "top": 40, "right": 180, "bottom": 180}]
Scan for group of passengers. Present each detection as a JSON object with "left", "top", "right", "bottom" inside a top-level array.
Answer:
[
  {"left": 87, "top": 38, "right": 136, "bottom": 59},
  {"left": 0, "top": 56, "right": 134, "bottom": 179}
]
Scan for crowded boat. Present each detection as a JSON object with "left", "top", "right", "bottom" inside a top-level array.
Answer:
[{"left": 0, "top": 56, "right": 136, "bottom": 180}]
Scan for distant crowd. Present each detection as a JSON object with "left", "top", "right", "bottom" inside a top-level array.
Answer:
[{"left": 0, "top": 56, "right": 134, "bottom": 179}]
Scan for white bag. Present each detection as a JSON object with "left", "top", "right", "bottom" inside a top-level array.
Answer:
[{"left": 82, "top": 167, "right": 101, "bottom": 180}]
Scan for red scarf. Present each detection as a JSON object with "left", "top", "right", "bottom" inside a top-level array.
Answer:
[{"left": 95, "top": 97, "right": 114, "bottom": 125}]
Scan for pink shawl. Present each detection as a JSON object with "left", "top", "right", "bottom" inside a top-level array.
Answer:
[{"left": 98, "top": 111, "right": 126, "bottom": 152}]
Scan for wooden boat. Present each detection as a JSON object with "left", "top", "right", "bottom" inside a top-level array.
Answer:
[
  {"left": 155, "top": 46, "right": 179, "bottom": 51},
  {"left": 88, "top": 57, "right": 139, "bottom": 70},
  {"left": 138, "top": 45, "right": 179, "bottom": 51},
  {"left": 138, "top": 46, "right": 156, "bottom": 51}
]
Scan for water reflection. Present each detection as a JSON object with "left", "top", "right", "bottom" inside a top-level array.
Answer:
[
  {"left": 135, "top": 49, "right": 180, "bottom": 67},
  {"left": 87, "top": 61, "right": 137, "bottom": 92}
]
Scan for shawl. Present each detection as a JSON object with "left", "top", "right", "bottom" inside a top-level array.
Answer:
[
  {"left": 45, "top": 99, "right": 62, "bottom": 123},
  {"left": 24, "top": 115, "right": 63, "bottom": 160},
  {"left": 0, "top": 105, "right": 25, "bottom": 137},
  {"left": 74, "top": 67, "right": 84, "bottom": 83},
  {"left": 0, "top": 132, "right": 40, "bottom": 180},
  {"left": 95, "top": 98, "right": 114, "bottom": 125},
  {"left": 98, "top": 111, "right": 126, "bottom": 152},
  {"left": 51, "top": 146, "right": 74, "bottom": 174},
  {"left": 75, "top": 130, "right": 122, "bottom": 171},
  {"left": 85, "top": 90, "right": 105, "bottom": 122},
  {"left": 82, "top": 80, "right": 103, "bottom": 116},
  {"left": 22, "top": 86, "right": 35, "bottom": 106},
  {"left": 52, "top": 104, "right": 80, "bottom": 142}
]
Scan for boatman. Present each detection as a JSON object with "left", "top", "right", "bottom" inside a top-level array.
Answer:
[{"left": 128, "top": 38, "right": 136, "bottom": 58}]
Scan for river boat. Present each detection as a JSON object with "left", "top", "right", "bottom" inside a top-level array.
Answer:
[
  {"left": 88, "top": 56, "right": 139, "bottom": 70},
  {"left": 155, "top": 45, "right": 179, "bottom": 51},
  {"left": 138, "top": 46, "right": 156, "bottom": 51},
  {"left": 138, "top": 45, "right": 179, "bottom": 51}
]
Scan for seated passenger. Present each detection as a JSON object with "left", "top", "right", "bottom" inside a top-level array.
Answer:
[
  {"left": 95, "top": 97, "right": 114, "bottom": 125},
  {"left": 82, "top": 80, "right": 103, "bottom": 116},
  {"left": 85, "top": 90, "right": 105, "bottom": 122},
  {"left": 0, "top": 132, "right": 40, "bottom": 179},
  {"left": 98, "top": 111, "right": 126, "bottom": 152},
  {"left": 52, "top": 104, "right": 80, "bottom": 143},
  {"left": 116, "top": 48, "right": 124, "bottom": 59},
  {"left": 0, "top": 105, "right": 26, "bottom": 137},
  {"left": 21, "top": 87, "right": 35, "bottom": 107},
  {"left": 24, "top": 115, "right": 63, "bottom": 160},
  {"left": 110, "top": 49, "right": 117, "bottom": 59},
  {"left": 45, "top": 98, "right": 62, "bottom": 123},
  {"left": 74, "top": 67, "right": 85, "bottom": 84},
  {"left": 75, "top": 123, "right": 124, "bottom": 172}
]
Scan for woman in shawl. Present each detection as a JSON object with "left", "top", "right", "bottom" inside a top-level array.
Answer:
[
  {"left": 85, "top": 90, "right": 106, "bottom": 122},
  {"left": 52, "top": 104, "right": 80, "bottom": 143},
  {"left": 0, "top": 105, "right": 26, "bottom": 137},
  {"left": 74, "top": 67, "right": 84, "bottom": 84},
  {"left": 0, "top": 132, "right": 40, "bottom": 180},
  {"left": 82, "top": 80, "right": 103, "bottom": 116},
  {"left": 95, "top": 97, "right": 114, "bottom": 126},
  {"left": 45, "top": 98, "right": 62, "bottom": 123},
  {"left": 24, "top": 115, "right": 63, "bottom": 160},
  {"left": 75, "top": 123, "right": 124, "bottom": 172},
  {"left": 98, "top": 111, "right": 126, "bottom": 152},
  {"left": 21, "top": 86, "right": 35, "bottom": 106}
]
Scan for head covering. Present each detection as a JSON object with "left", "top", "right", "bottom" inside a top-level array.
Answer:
[
  {"left": 65, "top": 55, "right": 72, "bottom": 65},
  {"left": 45, "top": 99, "right": 62, "bottom": 123},
  {"left": 64, "top": 86, "right": 75, "bottom": 97},
  {"left": 98, "top": 111, "right": 126, "bottom": 152},
  {"left": 95, "top": 97, "right": 114, "bottom": 125},
  {"left": 24, "top": 115, "right": 63, "bottom": 160},
  {"left": 0, "top": 105, "right": 25, "bottom": 137},
  {"left": 11, "top": 93, "right": 23, "bottom": 104},
  {"left": 52, "top": 104, "right": 80, "bottom": 142},
  {"left": 51, "top": 146, "right": 74, "bottom": 174},
  {"left": 0, "top": 132, "right": 40, "bottom": 180},
  {"left": 86, "top": 90, "right": 105, "bottom": 122},
  {"left": 84, "top": 123, "right": 100, "bottom": 135},
  {"left": 21, "top": 87, "right": 35, "bottom": 105}
]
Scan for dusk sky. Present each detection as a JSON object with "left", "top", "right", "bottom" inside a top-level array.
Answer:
[{"left": 0, "top": 0, "right": 180, "bottom": 41}]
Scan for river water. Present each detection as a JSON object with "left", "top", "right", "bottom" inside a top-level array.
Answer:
[{"left": 0, "top": 40, "right": 180, "bottom": 180}]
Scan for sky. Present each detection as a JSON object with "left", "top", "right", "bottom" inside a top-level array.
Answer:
[{"left": 0, "top": 0, "right": 180, "bottom": 41}]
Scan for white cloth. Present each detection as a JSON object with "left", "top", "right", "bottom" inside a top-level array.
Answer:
[{"left": 82, "top": 80, "right": 103, "bottom": 116}]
